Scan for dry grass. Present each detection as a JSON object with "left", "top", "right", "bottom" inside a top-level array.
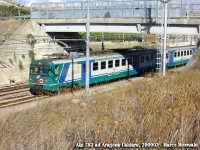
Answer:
[{"left": 0, "top": 71, "right": 200, "bottom": 149}]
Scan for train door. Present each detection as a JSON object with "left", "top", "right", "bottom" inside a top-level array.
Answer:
[
  {"left": 133, "top": 57, "right": 139, "bottom": 74},
  {"left": 168, "top": 51, "right": 174, "bottom": 67},
  {"left": 127, "top": 57, "right": 133, "bottom": 77},
  {"left": 80, "top": 61, "right": 93, "bottom": 86}
]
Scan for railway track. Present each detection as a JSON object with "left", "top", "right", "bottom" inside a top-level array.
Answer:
[
  {"left": 0, "top": 66, "right": 184, "bottom": 108},
  {"left": 0, "top": 83, "right": 37, "bottom": 108},
  {"left": 0, "top": 83, "right": 28, "bottom": 93}
]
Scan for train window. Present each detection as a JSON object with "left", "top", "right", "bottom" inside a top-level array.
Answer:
[
  {"left": 140, "top": 56, "right": 144, "bottom": 63},
  {"left": 187, "top": 50, "right": 189, "bottom": 55},
  {"left": 184, "top": 51, "right": 186, "bottom": 56},
  {"left": 166, "top": 53, "right": 168, "bottom": 59},
  {"left": 108, "top": 60, "right": 113, "bottom": 68},
  {"left": 66, "top": 67, "right": 71, "bottom": 78},
  {"left": 128, "top": 58, "right": 132, "bottom": 65},
  {"left": 74, "top": 64, "right": 80, "bottom": 74},
  {"left": 93, "top": 62, "right": 98, "bottom": 71},
  {"left": 115, "top": 60, "right": 120, "bottom": 67},
  {"left": 83, "top": 64, "right": 86, "bottom": 72},
  {"left": 145, "top": 56, "right": 149, "bottom": 62},
  {"left": 55, "top": 66, "right": 59, "bottom": 75},
  {"left": 101, "top": 61, "right": 106, "bottom": 69},
  {"left": 39, "top": 65, "right": 50, "bottom": 75},
  {"left": 150, "top": 55, "right": 154, "bottom": 61},
  {"left": 178, "top": 52, "right": 180, "bottom": 57},
  {"left": 30, "top": 66, "right": 38, "bottom": 75},
  {"left": 181, "top": 51, "right": 183, "bottom": 56},
  {"left": 190, "top": 50, "right": 192, "bottom": 55},
  {"left": 122, "top": 59, "right": 126, "bottom": 66},
  {"left": 174, "top": 52, "right": 177, "bottom": 57}
]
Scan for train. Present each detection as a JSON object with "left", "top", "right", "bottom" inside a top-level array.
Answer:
[
  {"left": 28, "top": 46, "right": 196, "bottom": 95},
  {"left": 197, "top": 39, "right": 200, "bottom": 49}
]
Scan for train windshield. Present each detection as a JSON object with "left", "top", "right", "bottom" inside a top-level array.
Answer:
[
  {"left": 38, "top": 65, "right": 50, "bottom": 75},
  {"left": 30, "top": 65, "right": 50, "bottom": 75},
  {"left": 30, "top": 66, "right": 38, "bottom": 75}
]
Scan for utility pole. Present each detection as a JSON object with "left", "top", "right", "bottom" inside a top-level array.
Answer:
[
  {"left": 85, "top": 0, "right": 90, "bottom": 98},
  {"left": 160, "top": 0, "right": 170, "bottom": 76}
]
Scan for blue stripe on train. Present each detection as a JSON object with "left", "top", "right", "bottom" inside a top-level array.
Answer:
[
  {"left": 78, "top": 60, "right": 95, "bottom": 86},
  {"left": 58, "top": 63, "right": 70, "bottom": 83}
]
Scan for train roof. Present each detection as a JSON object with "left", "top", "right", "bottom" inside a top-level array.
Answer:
[
  {"left": 51, "top": 49, "right": 157, "bottom": 64},
  {"left": 167, "top": 46, "right": 196, "bottom": 51},
  {"left": 30, "top": 46, "right": 196, "bottom": 65}
]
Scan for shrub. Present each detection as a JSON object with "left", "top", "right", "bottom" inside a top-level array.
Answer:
[
  {"left": 22, "top": 54, "right": 25, "bottom": 59},
  {"left": 28, "top": 50, "right": 35, "bottom": 61},
  {"left": 9, "top": 58, "right": 13, "bottom": 65},
  {"left": 78, "top": 32, "right": 142, "bottom": 42},
  {"left": 14, "top": 52, "right": 17, "bottom": 62},
  {"left": 18, "top": 60, "right": 24, "bottom": 70}
]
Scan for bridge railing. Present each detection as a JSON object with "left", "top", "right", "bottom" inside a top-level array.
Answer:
[{"left": 31, "top": 0, "right": 200, "bottom": 19}]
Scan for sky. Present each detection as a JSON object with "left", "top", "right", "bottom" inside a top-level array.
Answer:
[{"left": 14, "top": 0, "right": 200, "bottom": 7}]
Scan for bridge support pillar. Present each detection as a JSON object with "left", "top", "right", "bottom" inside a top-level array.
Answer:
[
  {"left": 40, "top": 24, "right": 45, "bottom": 33},
  {"left": 102, "top": 42, "right": 104, "bottom": 50},
  {"left": 102, "top": 32, "right": 104, "bottom": 50},
  {"left": 199, "top": 25, "right": 200, "bottom": 34}
]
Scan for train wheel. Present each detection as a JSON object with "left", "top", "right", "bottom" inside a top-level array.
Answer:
[{"left": 35, "top": 86, "right": 43, "bottom": 96}]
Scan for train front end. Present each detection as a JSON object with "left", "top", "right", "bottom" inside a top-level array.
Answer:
[{"left": 28, "top": 60, "right": 54, "bottom": 95}]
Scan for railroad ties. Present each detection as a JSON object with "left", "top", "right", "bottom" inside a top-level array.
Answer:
[{"left": 0, "top": 84, "right": 37, "bottom": 108}]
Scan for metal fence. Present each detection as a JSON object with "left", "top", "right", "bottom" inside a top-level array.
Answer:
[{"left": 31, "top": 0, "right": 200, "bottom": 19}]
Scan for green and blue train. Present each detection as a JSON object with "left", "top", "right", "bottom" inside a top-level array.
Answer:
[{"left": 28, "top": 46, "right": 196, "bottom": 95}]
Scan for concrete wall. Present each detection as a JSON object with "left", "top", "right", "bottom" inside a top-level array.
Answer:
[{"left": 0, "top": 20, "right": 66, "bottom": 86}]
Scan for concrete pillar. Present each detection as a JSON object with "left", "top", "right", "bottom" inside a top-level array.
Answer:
[
  {"left": 184, "top": 35, "right": 186, "bottom": 42},
  {"left": 199, "top": 25, "right": 200, "bottom": 34},
  {"left": 122, "top": 33, "right": 124, "bottom": 48},
  {"left": 101, "top": 32, "right": 104, "bottom": 50},
  {"left": 42, "top": 24, "right": 45, "bottom": 33}
]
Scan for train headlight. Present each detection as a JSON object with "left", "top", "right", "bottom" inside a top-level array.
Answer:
[
  {"left": 39, "top": 79, "right": 43, "bottom": 83},
  {"left": 44, "top": 79, "right": 48, "bottom": 82}
]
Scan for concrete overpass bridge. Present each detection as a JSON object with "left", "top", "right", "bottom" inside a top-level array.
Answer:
[{"left": 31, "top": 0, "right": 200, "bottom": 35}]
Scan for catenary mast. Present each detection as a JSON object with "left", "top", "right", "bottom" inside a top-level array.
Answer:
[
  {"left": 85, "top": 0, "right": 90, "bottom": 98},
  {"left": 160, "top": 0, "right": 170, "bottom": 76}
]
